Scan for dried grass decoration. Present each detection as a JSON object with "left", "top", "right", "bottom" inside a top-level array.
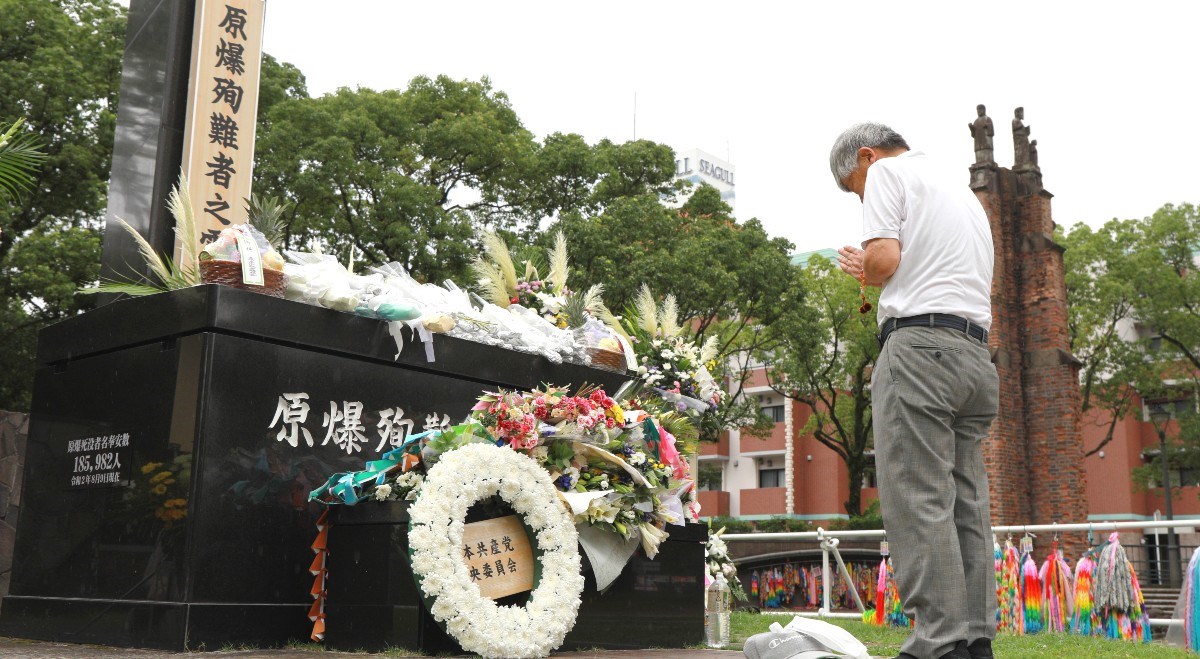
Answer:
[
  {"left": 472, "top": 229, "right": 631, "bottom": 370},
  {"left": 78, "top": 173, "right": 204, "bottom": 297},
  {"left": 79, "top": 176, "right": 290, "bottom": 300}
]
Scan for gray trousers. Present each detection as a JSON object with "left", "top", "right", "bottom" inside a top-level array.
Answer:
[{"left": 872, "top": 326, "right": 999, "bottom": 659}]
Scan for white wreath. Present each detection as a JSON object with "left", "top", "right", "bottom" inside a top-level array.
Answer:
[{"left": 408, "top": 443, "right": 584, "bottom": 658}]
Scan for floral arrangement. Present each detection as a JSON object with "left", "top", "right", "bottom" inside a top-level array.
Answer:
[
  {"left": 311, "top": 383, "right": 700, "bottom": 558},
  {"left": 472, "top": 231, "right": 627, "bottom": 339},
  {"left": 706, "top": 525, "right": 748, "bottom": 602},
  {"left": 472, "top": 230, "right": 572, "bottom": 323},
  {"left": 307, "top": 382, "right": 705, "bottom": 650},
  {"left": 406, "top": 443, "right": 583, "bottom": 658},
  {"left": 373, "top": 471, "right": 423, "bottom": 502},
  {"left": 623, "top": 285, "right": 725, "bottom": 411},
  {"left": 469, "top": 385, "right": 624, "bottom": 450}
]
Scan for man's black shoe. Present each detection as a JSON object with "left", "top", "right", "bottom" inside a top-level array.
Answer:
[
  {"left": 967, "top": 638, "right": 994, "bottom": 659},
  {"left": 895, "top": 645, "right": 971, "bottom": 659}
]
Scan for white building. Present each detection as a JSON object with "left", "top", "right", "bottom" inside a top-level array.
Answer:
[{"left": 672, "top": 148, "right": 735, "bottom": 212}]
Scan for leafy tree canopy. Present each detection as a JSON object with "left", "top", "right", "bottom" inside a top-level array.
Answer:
[
  {"left": 766, "top": 256, "right": 880, "bottom": 517},
  {"left": 0, "top": 0, "right": 125, "bottom": 410}
]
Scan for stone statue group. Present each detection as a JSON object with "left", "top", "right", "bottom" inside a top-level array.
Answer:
[{"left": 969, "top": 105, "right": 1038, "bottom": 171}]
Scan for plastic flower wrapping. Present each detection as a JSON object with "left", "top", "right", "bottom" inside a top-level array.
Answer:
[
  {"left": 200, "top": 223, "right": 285, "bottom": 271},
  {"left": 279, "top": 249, "right": 588, "bottom": 365}
]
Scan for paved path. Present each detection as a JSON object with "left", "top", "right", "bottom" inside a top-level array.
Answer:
[{"left": 0, "top": 638, "right": 747, "bottom": 659}]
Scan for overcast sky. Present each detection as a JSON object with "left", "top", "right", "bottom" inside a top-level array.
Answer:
[{"left": 250, "top": 0, "right": 1198, "bottom": 254}]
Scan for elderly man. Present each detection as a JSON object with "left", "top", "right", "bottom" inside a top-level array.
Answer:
[{"left": 829, "top": 123, "right": 998, "bottom": 659}]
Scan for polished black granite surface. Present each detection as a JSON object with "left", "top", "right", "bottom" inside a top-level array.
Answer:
[
  {"left": 1, "top": 286, "right": 630, "bottom": 649},
  {"left": 98, "top": 0, "right": 194, "bottom": 290}
]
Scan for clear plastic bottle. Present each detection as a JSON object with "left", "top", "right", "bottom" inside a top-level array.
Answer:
[{"left": 705, "top": 572, "right": 731, "bottom": 648}]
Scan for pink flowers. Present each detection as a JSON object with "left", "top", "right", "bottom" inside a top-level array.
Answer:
[
  {"left": 658, "top": 426, "right": 687, "bottom": 479},
  {"left": 470, "top": 386, "right": 625, "bottom": 449}
]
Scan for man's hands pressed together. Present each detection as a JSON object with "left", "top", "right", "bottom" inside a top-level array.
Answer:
[{"left": 836, "top": 239, "right": 900, "bottom": 287}]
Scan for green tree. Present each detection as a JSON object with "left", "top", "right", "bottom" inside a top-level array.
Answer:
[
  {"left": 519, "top": 135, "right": 679, "bottom": 222},
  {"left": 589, "top": 138, "right": 679, "bottom": 206},
  {"left": 1060, "top": 220, "right": 1161, "bottom": 456},
  {"left": 1122, "top": 204, "right": 1200, "bottom": 491},
  {"left": 1127, "top": 203, "right": 1200, "bottom": 374},
  {"left": 255, "top": 53, "right": 308, "bottom": 128},
  {"left": 0, "top": 0, "right": 126, "bottom": 410},
  {"left": 253, "top": 76, "right": 544, "bottom": 282},
  {"left": 557, "top": 185, "right": 793, "bottom": 334},
  {"left": 1131, "top": 410, "right": 1200, "bottom": 493},
  {"left": 766, "top": 256, "right": 880, "bottom": 517},
  {"left": 1060, "top": 204, "right": 1199, "bottom": 488},
  {"left": 554, "top": 185, "right": 795, "bottom": 440}
]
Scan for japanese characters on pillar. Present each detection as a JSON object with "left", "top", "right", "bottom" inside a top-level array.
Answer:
[{"left": 180, "top": 0, "right": 266, "bottom": 249}]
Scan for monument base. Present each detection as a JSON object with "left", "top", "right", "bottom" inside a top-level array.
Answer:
[
  {"left": 0, "top": 285, "right": 628, "bottom": 650},
  {"left": 324, "top": 502, "right": 706, "bottom": 653}
]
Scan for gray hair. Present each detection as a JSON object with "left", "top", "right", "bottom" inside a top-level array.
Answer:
[{"left": 829, "top": 123, "right": 910, "bottom": 192}]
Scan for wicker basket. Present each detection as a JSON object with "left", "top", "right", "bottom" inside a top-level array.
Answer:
[
  {"left": 587, "top": 347, "right": 627, "bottom": 373},
  {"left": 199, "top": 259, "right": 287, "bottom": 298}
]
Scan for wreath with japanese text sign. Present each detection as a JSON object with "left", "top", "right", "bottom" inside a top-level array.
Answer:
[{"left": 406, "top": 443, "right": 583, "bottom": 658}]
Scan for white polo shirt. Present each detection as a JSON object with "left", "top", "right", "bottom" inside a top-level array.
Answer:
[{"left": 861, "top": 151, "right": 994, "bottom": 330}]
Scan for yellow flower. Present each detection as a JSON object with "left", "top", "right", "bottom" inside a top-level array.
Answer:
[
  {"left": 155, "top": 508, "right": 185, "bottom": 522},
  {"left": 140, "top": 462, "right": 163, "bottom": 475},
  {"left": 164, "top": 498, "right": 187, "bottom": 508},
  {"left": 150, "top": 471, "right": 173, "bottom": 484},
  {"left": 609, "top": 403, "right": 625, "bottom": 425},
  {"left": 151, "top": 484, "right": 167, "bottom": 495}
]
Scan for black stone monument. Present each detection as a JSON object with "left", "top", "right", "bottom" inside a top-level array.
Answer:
[
  {"left": 0, "top": 286, "right": 636, "bottom": 649},
  {"left": 9, "top": 0, "right": 707, "bottom": 651},
  {"left": 98, "top": 0, "right": 196, "bottom": 290}
]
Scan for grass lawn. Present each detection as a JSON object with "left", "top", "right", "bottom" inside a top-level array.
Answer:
[{"left": 730, "top": 613, "right": 1194, "bottom": 658}]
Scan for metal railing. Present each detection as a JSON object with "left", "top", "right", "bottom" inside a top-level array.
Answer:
[{"left": 722, "top": 519, "right": 1199, "bottom": 627}]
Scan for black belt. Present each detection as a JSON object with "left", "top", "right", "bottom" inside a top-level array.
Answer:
[{"left": 879, "top": 314, "right": 989, "bottom": 346}]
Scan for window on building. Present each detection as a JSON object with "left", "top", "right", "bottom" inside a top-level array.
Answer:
[
  {"left": 698, "top": 462, "right": 723, "bottom": 491},
  {"left": 862, "top": 453, "right": 878, "bottom": 488},
  {"left": 758, "top": 468, "right": 784, "bottom": 488},
  {"left": 1176, "top": 468, "right": 1200, "bottom": 488},
  {"left": 762, "top": 405, "right": 785, "bottom": 423},
  {"left": 1148, "top": 397, "right": 1198, "bottom": 421}
]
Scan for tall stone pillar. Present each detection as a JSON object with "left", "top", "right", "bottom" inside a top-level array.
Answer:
[
  {"left": 98, "top": 0, "right": 195, "bottom": 297},
  {"left": 972, "top": 107, "right": 1088, "bottom": 556}
]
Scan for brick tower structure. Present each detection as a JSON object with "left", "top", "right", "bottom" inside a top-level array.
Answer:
[{"left": 969, "top": 106, "right": 1088, "bottom": 553}]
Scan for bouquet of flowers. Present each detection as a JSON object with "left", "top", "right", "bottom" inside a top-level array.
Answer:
[
  {"left": 622, "top": 285, "right": 726, "bottom": 411},
  {"left": 468, "top": 385, "right": 625, "bottom": 450},
  {"left": 706, "top": 525, "right": 748, "bottom": 601},
  {"left": 311, "top": 383, "right": 698, "bottom": 560},
  {"left": 472, "top": 230, "right": 572, "bottom": 325},
  {"left": 472, "top": 231, "right": 627, "bottom": 338}
]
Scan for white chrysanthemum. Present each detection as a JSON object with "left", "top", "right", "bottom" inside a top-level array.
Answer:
[
  {"left": 373, "top": 484, "right": 393, "bottom": 501},
  {"left": 407, "top": 443, "right": 582, "bottom": 658}
]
